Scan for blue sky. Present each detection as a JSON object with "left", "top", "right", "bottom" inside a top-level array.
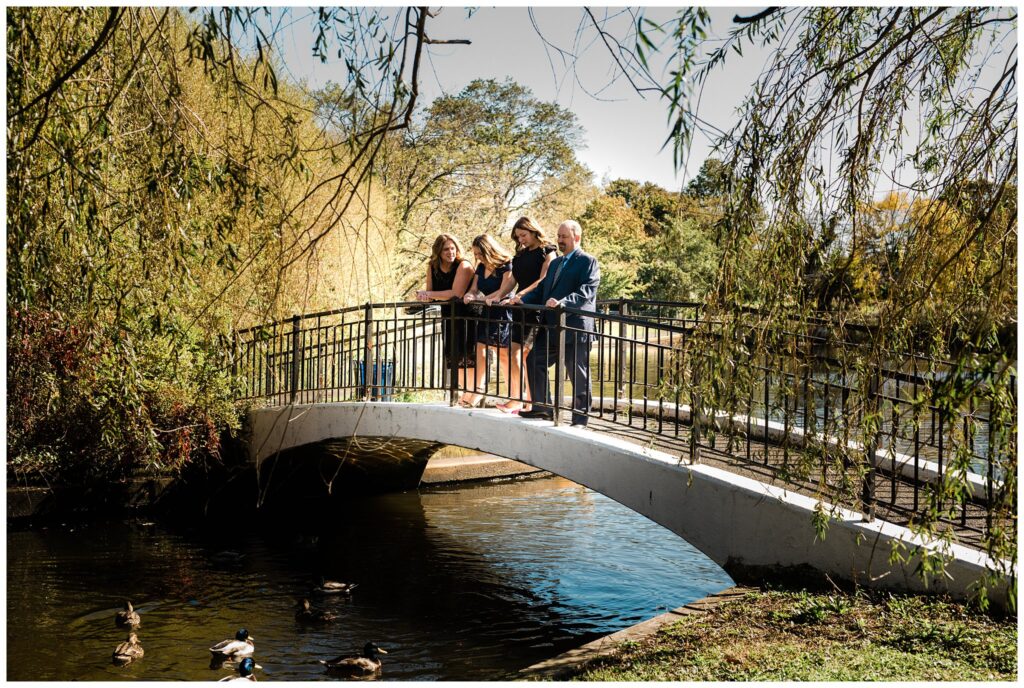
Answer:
[{"left": 269, "top": 6, "right": 767, "bottom": 192}]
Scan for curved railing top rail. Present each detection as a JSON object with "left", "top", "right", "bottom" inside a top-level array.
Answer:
[
  {"left": 236, "top": 298, "right": 883, "bottom": 334},
  {"left": 233, "top": 299, "right": 1014, "bottom": 378},
  {"left": 234, "top": 299, "right": 704, "bottom": 337},
  {"left": 233, "top": 298, "right": 868, "bottom": 338}
]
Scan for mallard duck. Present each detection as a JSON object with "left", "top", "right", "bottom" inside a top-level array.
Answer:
[
  {"left": 115, "top": 600, "right": 141, "bottom": 628},
  {"left": 314, "top": 578, "right": 358, "bottom": 595},
  {"left": 295, "top": 598, "right": 337, "bottom": 623},
  {"left": 112, "top": 633, "right": 144, "bottom": 666},
  {"left": 219, "top": 656, "right": 259, "bottom": 682},
  {"left": 209, "top": 628, "right": 255, "bottom": 659},
  {"left": 319, "top": 642, "right": 387, "bottom": 676}
]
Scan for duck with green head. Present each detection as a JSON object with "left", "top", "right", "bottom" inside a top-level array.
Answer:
[
  {"left": 320, "top": 642, "right": 387, "bottom": 676},
  {"left": 219, "top": 656, "right": 260, "bottom": 682},
  {"left": 209, "top": 628, "right": 255, "bottom": 659}
]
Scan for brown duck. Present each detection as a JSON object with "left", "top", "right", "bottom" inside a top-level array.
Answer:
[
  {"left": 112, "top": 633, "right": 144, "bottom": 666},
  {"left": 295, "top": 598, "right": 337, "bottom": 623},
  {"left": 115, "top": 600, "right": 140, "bottom": 628}
]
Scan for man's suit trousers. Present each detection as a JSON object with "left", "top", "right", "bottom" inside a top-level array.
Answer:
[{"left": 526, "top": 326, "right": 592, "bottom": 425}]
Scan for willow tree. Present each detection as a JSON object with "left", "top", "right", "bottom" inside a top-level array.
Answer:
[
  {"left": 626, "top": 7, "right": 1016, "bottom": 604},
  {"left": 6, "top": 7, "right": 447, "bottom": 480}
]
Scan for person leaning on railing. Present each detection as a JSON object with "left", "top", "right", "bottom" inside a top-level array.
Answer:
[
  {"left": 490, "top": 216, "right": 557, "bottom": 415},
  {"left": 509, "top": 220, "right": 600, "bottom": 427},
  {"left": 457, "top": 233, "right": 520, "bottom": 408},
  {"left": 416, "top": 233, "right": 475, "bottom": 386}
]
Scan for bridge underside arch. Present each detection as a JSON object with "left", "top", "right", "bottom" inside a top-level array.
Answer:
[
  {"left": 253, "top": 436, "right": 444, "bottom": 505},
  {"left": 247, "top": 402, "right": 1006, "bottom": 605}
]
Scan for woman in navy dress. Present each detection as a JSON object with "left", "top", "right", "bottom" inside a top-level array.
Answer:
[
  {"left": 489, "top": 217, "right": 556, "bottom": 413},
  {"left": 415, "top": 234, "right": 475, "bottom": 384},
  {"left": 457, "top": 234, "right": 516, "bottom": 407}
]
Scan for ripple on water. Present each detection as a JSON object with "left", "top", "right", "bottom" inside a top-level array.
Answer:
[{"left": 8, "top": 476, "right": 733, "bottom": 680}]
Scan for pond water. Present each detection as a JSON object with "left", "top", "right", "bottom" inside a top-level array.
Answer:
[{"left": 7, "top": 475, "right": 733, "bottom": 681}]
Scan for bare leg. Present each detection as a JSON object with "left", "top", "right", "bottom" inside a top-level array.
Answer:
[
  {"left": 496, "top": 347, "right": 517, "bottom": 403},
  {"left": 458, "top": 342, "right": 487, "bottom": 406},
  {"left": 521, "top": 344, "right": 533, "bottom": 411},
  {"left": 497, "top": 343, "right": 529, "bottom": 412}
]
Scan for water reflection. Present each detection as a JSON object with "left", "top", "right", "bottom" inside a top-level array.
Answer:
[{"left": 8, "top": 475, "right": 732, "bottom": 680}]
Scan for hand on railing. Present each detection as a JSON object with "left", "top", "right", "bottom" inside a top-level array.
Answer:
[{"left": 415, "top": 290, "right": 431, "bottom": 302}]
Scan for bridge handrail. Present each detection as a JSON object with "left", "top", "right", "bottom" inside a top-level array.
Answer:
[
  {"left": 253, "top": 300, "right": 999, "bottom": 373},
  {"left": 235, "top": 299, "right": 1012, "bottom": 390}
]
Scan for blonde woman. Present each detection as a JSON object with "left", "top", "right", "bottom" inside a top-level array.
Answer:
[
  {"left": 416, "top": 233, "right": 475, "bottom": 380},
  {"left": 458, "top": 234, "right": 516, "bottom": 407},
  {"left": 490, "top": 217, "right": 556, "bottom": 413}
]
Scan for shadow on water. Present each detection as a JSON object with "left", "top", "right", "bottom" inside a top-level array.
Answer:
[{"left": 8, "top": 454, "right": 732, "bottom": 680}]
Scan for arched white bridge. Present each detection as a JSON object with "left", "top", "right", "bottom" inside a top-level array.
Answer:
[{"left": 247, "top": 401, "right": 1007, "bottom": 604}]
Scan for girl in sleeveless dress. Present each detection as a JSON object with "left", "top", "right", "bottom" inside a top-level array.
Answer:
[
  {"left": 489, "top": 217, "right": 556, "bottom": 414},
  {"left": 415, "top": 233, "right": 475, "bottom": 387},
  {"left": 458, "top": 234, "right": 518, "bottom": 407}
]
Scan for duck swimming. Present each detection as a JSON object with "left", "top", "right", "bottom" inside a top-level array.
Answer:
[
  {"left": 295, "top": 598, "right": 337, "bottom": 623},
  {"left": 319, "top": 642, "right": 387, "bottom": 676},
  {"left": 219, "top": 656, "right": 259, "bottom": 682},
  {"left": 112, "top": 633, "right": 144, "bottom": 666},
  {"left": 209, "top": 628, "right": 255, "bottom": 659},
  {"left": 314, "top": 578, "right": 358, "bottom": 595},
  {"left": 115, "top": 600, "right": 141, "bottom": 627}
]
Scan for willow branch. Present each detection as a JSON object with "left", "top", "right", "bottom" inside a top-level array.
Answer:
[{"left": 12, "top": 7, "right": 124, "bottom": 120}]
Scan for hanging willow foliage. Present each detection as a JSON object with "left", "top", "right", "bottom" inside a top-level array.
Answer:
[
  {"left": 6, "top": 7, "right": 430, "bottom": 480},
  {"left": 629, "top": 7, "right": 1016, "bottom": 604}
]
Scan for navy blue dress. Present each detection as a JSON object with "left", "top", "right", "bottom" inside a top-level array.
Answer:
[
  {"left": 474, "top": 262, "right": 511, "bottom": 346},
  {"left": 510, "top": 245, "right": 556, "bottom": 344}
]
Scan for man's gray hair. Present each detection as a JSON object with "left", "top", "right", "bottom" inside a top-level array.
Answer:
[{"left": 560, "top": 220, "right": 582, "bottom": 237}]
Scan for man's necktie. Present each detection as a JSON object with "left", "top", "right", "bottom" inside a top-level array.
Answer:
[{"left": 550, "top": 253, "right": 571, "bottom": 290}]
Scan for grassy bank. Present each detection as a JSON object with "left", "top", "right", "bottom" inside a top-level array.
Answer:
[{"left": 573, "top": 586, "right": 1016, "bottom": 681}]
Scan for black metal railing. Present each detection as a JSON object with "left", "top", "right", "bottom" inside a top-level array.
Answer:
[{"left": 234, "top": 299, "right": 1015, "bottom": 547}]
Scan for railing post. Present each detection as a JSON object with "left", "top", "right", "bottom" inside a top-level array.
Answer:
[
  {"left": 449, "top": 300, "right": 458, "bottom": 405},
  {"left": 231, "top": 331, "right": 239, "bottom": 389},
  {"left": 554, "top": 307, "right": 566, "bottom": 426},
  {"left": 363, "top": 303, "right": 374, "bottom": 401},
  {"left": 862, "top": 373, "right": 880, "bottom": 522},
  {"left": 617, "top": 299, "right": 628, "bottom": 397},
  {"left": 690, "top": 363, "right": 701, "bottom": 464},
  {"left": 342, "top": 311, "right": 350, "bottom": 403},
  {"left": 289, "top": 314, "right": 301, "bottom": 405}
]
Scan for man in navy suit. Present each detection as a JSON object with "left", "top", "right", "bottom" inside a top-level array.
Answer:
[{"left": 509, "top": 220, "right": 601, "bottom": 426}]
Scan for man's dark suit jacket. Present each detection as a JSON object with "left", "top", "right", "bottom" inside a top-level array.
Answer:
[{"left": 520, "top": 249, "right": 601, "bottom": 331}]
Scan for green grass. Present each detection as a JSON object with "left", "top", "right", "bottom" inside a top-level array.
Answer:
[{"left": 572, "top": 587, "right": 1017, "bottom": 682}]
